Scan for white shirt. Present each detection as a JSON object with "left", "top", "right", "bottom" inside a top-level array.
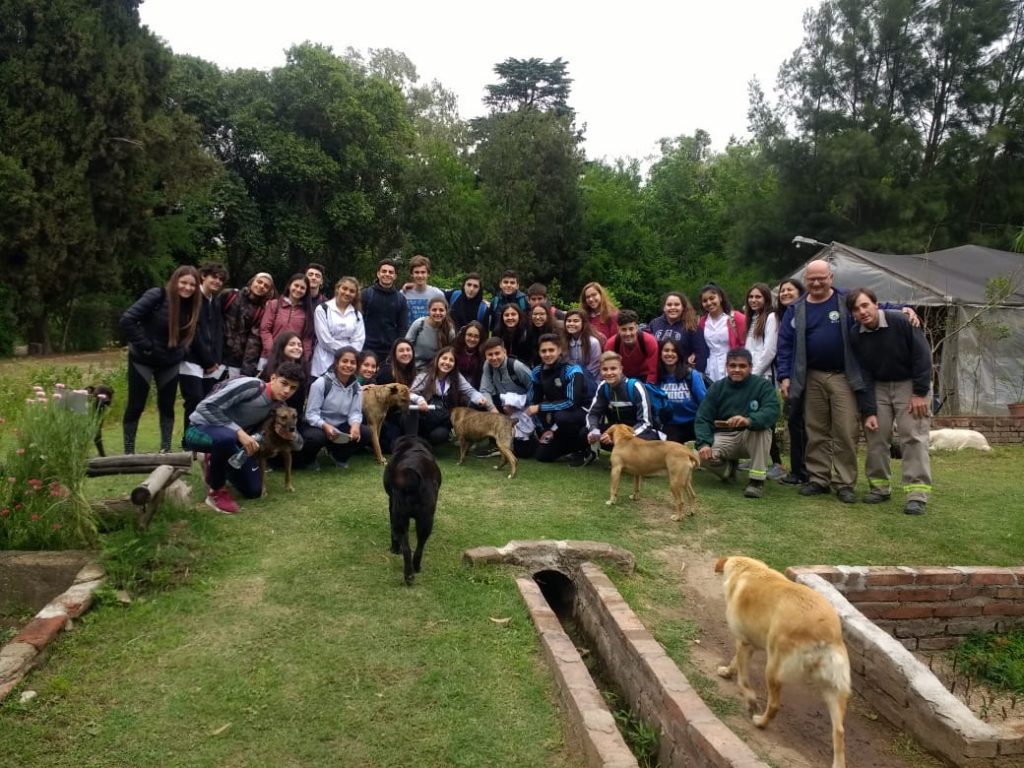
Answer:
[{"left": 311, "top": 300, "right": 365, "bottom": 377}]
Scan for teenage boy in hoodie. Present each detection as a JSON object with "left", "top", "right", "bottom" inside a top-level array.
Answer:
[
  {"left": 185, "top": 361, "right": 305, "bottom": 514},
  {"left": 489, "top": 270, "right": 529, "bottom": 333},
  {"left": 362, "top": 258, "right": 410, "bottom": 360},
  {"left": 446, "top": 272, "right": 491, "bottom": 331}
]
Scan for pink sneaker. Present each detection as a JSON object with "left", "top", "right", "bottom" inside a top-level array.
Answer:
[{"left": 205, "top": 487, "right": 239, "bottom": 515}]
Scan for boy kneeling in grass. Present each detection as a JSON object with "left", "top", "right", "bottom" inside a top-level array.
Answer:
[{"left": 184, "top": 361, "right": 305, "bottom": 514}]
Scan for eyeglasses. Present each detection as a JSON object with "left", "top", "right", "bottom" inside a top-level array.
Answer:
[{"left": 805, "top": 276, "right": 832, "bottom": 284}]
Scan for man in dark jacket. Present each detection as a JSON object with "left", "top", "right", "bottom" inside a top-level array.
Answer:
[
  {"left": 695, "top": 348, "right": 779, "bottom": 499},
  {"left": 362, "top": 258, "right": 410, "bottom": 360},
  {"left": 180, "top": 263, "right": 228, "bottom": 439},
  {"left": 847, "top": 288, "right": 933, "bottom": 515}
]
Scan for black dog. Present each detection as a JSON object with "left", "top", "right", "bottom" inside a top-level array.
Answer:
[
  {"left": 87, "top": 385, "right": 114, "bottom": 457},
  {"left": 383, "top": 435, "right": 441, "bottom": 586}
]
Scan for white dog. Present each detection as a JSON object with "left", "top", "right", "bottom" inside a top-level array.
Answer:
[{"left": 928, "top": 428, "right": 991, "bottom": 451}]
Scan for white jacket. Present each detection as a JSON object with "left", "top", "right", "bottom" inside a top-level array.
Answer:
[
  {"left": 746, "top": 312, "right": 778, "bottom": 380},
  {"left": 311, "top": 300, "right": 365, "bottom": 377}
]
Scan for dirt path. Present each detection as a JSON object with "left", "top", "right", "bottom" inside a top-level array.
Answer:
[{"left": 651, "top": 542, "right": 940, "bottom": 768}]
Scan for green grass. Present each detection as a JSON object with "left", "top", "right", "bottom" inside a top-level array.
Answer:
[
  {"left": 1, "top": 359, "right": 1022, "bottom": 765},
  {"left": 953, "top": 629, "right": 1024, "bottom": 696}
]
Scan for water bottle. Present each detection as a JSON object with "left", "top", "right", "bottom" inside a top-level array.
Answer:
[{"left": 228, "top": 434, "right": 262, "bottom": 469}]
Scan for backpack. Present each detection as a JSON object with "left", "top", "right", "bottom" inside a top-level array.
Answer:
[
  {"left": 603, "top": 378, "right": 673, "bottom": 430},
  {"left": 503, "top": 356, "right": 530, "bottom": 390},
  {"left": 449, "top": 289, "right": 490, "bottom": 325}
]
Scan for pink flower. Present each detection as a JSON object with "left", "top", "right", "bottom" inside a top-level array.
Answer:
[
  {"left": 55, "top": 383, "right": 65, "bottom": 390},
  {"left": 30, "top": 514, "right": 40, "bottom": 522},
  {"left": 14, "top": 503, "right": 23, "bottom": 511},
  {"left": 15, "top": 448, "right": 24, "bottom": 455},
  {"left": 1, "top": 508, "right": 8, "bottom": 518},
  {"left": 0, "top": 416, "right": 6, "bottom": 423},
  {"left": 32, "top": 385, "right": 44, "bottom": 392},
  {"left": 25, "top": 398, "right": 35, "bottom": 404},
  {"left": 52, "top": 393, "right": 62, "bottom": 400},
  {"left": 52, "top": 523, "right": 61, "bottom": 531}
]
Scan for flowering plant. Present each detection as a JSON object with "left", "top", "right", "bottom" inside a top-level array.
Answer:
[{"left": 0, "top": 384, "right": 100, "bottom": 549}]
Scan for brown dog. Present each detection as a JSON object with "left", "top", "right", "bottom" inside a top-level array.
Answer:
[
  {"left": 360, "top": 383, "right": 412, "bottom": 464},
  {"left": 450, "top": 407, "right": 517, "bottom": 479},
  {"left": 602, "top": 423, "right": 699, "bottom": 520},
  {"left": 714, "top": 555, "right": 850, "bottom": 768},
  {"left": 256, "top": 405, "right": 299, "bottom": 495}
]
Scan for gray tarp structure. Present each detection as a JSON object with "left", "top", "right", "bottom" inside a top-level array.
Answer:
[{"left": 790, "top": 242, "right": 1024, "bottom": 415}]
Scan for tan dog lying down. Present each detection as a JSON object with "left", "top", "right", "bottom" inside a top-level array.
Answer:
[
  {"left": 450, "top": 407, "right": 517, "bottom": 479},
  {"left": 360, "top": 383, "right": 412, "bottom": 464},
  {"left": 602, "top": 424, "right": 699, "bottom": 520},
  {"left": 928, "top": 428, "right": 991, "bottom": 451},
  {"left": 715, "top": 555, "right": 850, "bottom": 768}
]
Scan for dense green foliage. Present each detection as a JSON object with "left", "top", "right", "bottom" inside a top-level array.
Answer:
[{"left": 1, "top": 0, "right": 1021, "bottom": 350}]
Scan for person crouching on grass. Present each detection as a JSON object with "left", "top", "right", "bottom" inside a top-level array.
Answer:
[
  {"left": 694, "top": 348, "right": 779, "bottom": 499},
  {"left": 184, "top": 361, "right": 305, "bottom": 514},
  {"left": 585, "top": 351, "right": 663, "bottom": 462}
]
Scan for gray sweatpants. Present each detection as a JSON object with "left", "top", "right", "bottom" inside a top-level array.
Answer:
[
  {"left": 711, "top": 429, "right": 773, "bottom": 481},
  {"left": 866, "top": 380, "right": 932, "bottom": 503}
]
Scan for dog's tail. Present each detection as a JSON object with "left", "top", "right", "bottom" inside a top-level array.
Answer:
[{"left": 785, "top": 641, "right": 851, "bottom": 695}]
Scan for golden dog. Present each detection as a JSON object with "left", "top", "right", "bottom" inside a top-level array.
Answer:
[
  {"left": 256, "top": 405, "right": 299, "bottom": 495},
  {"left": 360, "top": 383, "right": 412, "bottom": 464},
  {"left": 714, "top": 555, "right": 850, "bottom": 768},
  {"left": 450, "top": 407, "right": 517, "bottom": 479},
  {"left": 602, "top": 423, "right": 699, "bottom": 520}
]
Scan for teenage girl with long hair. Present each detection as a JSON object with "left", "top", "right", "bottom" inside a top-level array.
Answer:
[
  {"left": 495, "top": 303, "right": 530, "bottom": 361},
  {"left": 655, "top": 338, "right": 707, "bottom": 444},
  {"left": 406, "top": 297, "right": 455, "bottom": 369},
  {"left": 259, "top": 273, "right": 315, "bottom": 366},
  {"left": 697, "top": 283, "right": 746, "bottom": 381},
  {"left": 744, "top": 282, "right": 785, "bottom": 479},
  {"left": 561, "top": 308, "right": 603, "bottom": 385},
  {"left": 579, "top": 281, "right": 618, "bottom": 342},
  {"left": 453, "top": 320, "right": 486, "bottom": 389},
  {"left": 119, "top": 266, "right": 202, "bottom": 453},
  {"left": 410, "top": 346, "right": 493, "bottom": 445},
  {"left": 648, "top": 291, "right": 706, "bottom": 370}
]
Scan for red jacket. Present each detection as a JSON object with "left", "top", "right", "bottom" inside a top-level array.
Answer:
[{"left": 604, "top": 330, "right": 658, "bottom": 383}]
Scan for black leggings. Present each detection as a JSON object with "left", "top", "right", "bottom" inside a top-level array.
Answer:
[
  {"left": 123, "top": 356, "right": 178, "bottom": 453},
  {"left": 784, "top": 395, "right": 808, "bottom": 480}
]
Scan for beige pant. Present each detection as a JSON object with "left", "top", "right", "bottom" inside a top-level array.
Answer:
[
  {"left": 712, "top": 429, "right": 772, "bottom": 481},
  {"left": 866, "top": 380, "right": 932, "bottom": 503},
  {"left": 804, "top": 370, "right": 860, "bottom": 490}
]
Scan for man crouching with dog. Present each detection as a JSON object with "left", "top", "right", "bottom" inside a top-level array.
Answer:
[
  {"left": 695, "top": 348, "right": 779, "bottom": 499},
  {"left": 184, "top": 361, "right": 305, "bottom": 514}
]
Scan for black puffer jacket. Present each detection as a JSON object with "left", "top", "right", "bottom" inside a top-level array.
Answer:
[{"left": 120, "top": 287, "right": 195, "bottom": 368}]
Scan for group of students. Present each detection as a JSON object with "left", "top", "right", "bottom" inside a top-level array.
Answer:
[{"left": 119, "top": 254, "right": 933, "bottom": 515}]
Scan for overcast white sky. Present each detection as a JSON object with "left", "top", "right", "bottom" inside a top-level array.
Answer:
[{"left": 140, "top": 0, "right": 813, "bottom": 163}]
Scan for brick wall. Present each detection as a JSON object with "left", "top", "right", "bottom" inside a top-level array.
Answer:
[
  {"left": 788, "top": 565, "right": 1024, "bottom": 651},
  {"left": 932, "top": 416, "right": 1024, "bottom": 445},
  {"left": 789, "top": 567, "right": 1024, "bottom": 767}
]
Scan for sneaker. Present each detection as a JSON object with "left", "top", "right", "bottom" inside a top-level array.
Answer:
[
  {"left": 474, "top": 447, "right": 502, "bottom": 458},
  {"left": 779, "top": 472, "right": 806, "bottom": 485},
  {"left": 836, "top": 487, "right": 857, "bottom": 504},
  {"left": 862, "top": 489, "right": 891, "bottom": 504},
  {"left": 799, "top": 483, "right": 830, "bottom": 497},
  {"left": 723, "top": 460, "right": 738, "bottom": 483},
  {"left": 582, "top": 449, "right": 598, "bottom": 466},
  {"left": 568, "top": 452, "right": 588, "bottom": 467},
  {"left": 333, "top": 459, "right": 350, "bottom": 469},
  {"left": 904, "top": 500, "right": 927, "bottom": 515},
  {"left": 205, "top": 487, "right": 239, "bottom": 515},
  {"left": 744, "top": 480, "right": 764, "bottom": 499},
  {"left": 766, "top": 464, "right": 786, "bottom": 481}
]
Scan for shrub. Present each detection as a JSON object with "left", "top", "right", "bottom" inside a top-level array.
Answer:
[{"left": 0, "top": 384, "right": 101, "bottom": 549}]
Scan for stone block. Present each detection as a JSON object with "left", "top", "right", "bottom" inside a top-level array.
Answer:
[
  {"left": 983, "top": 601, "right": 1024, "bottom": 616},
  {"left": 862, "top": 566, "right": 916, "bottom": 587},
  {"left": 0, "top": 642, "right": 36, "bottom": 682},
  {"left": 914, "top": 567, "right": 966, "bottom": 585},
  {"left": 12, "top": 615, "right": 67, "bottom": 650}
]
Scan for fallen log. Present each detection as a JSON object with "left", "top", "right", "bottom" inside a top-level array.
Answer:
[{"left": 87, "top": 452, "right": 192, "bottom": 477}]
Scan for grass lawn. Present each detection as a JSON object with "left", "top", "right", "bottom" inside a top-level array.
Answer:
[{"left": 1, "top": 380, "right": 1022, "bottom": 766}]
